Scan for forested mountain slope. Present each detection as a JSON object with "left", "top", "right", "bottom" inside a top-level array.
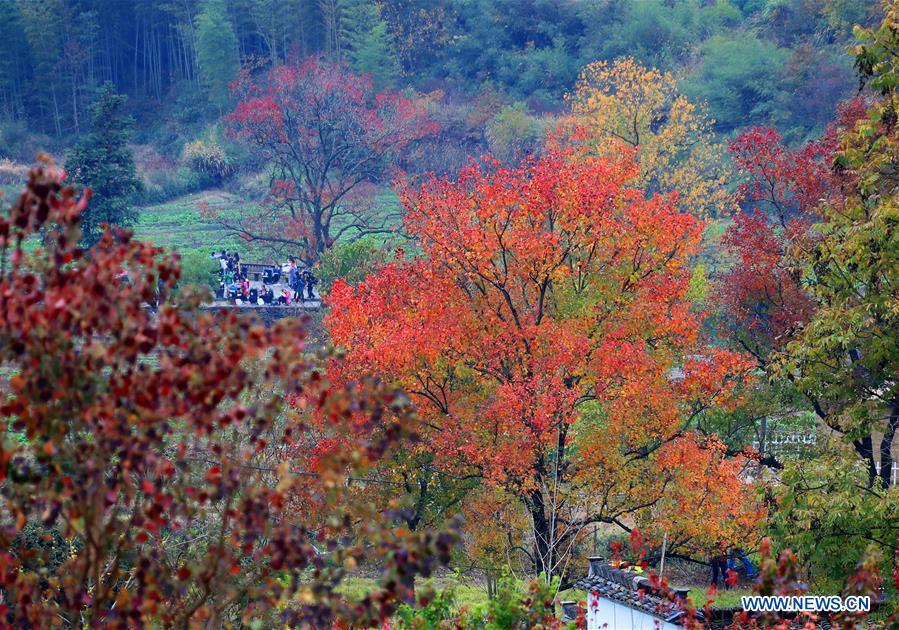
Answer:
[{"left": 0, "top": 0, "right": 876, "bottom": 149}]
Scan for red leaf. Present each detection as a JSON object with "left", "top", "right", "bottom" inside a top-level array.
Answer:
[{"left": 205, "top": 466, "right": 222, "bottom": 484}]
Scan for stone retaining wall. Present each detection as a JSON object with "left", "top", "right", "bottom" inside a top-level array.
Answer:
[
  {"left": 198, "top": 303, "right": 327, "bottom": 349},
  {"left": 200, "top": 304, "right": 319, "bottom": 325}
]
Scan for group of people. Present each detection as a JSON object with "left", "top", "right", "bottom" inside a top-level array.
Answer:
[
  {"left": 215, "top": 250, "right": 243, "bottom": 282},
  {"left": 286, "top": 257, "right": 316, "bottom": 302},
  {"left": 214, "top": 251, "right": 250, "bottom": 302},
  {"left": 212, "top": 251, "right": 317, "bottom": 306}
]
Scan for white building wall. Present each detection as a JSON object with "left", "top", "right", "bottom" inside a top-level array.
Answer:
[{"left": 586, "top": 591, "right": 681, "bottom": 630}]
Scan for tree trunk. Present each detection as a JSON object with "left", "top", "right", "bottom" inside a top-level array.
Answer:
[
  {"left": 71, "top": 75, "right": 79, "bottom": 134},
  {"left": 879, "top": 401, "right": 899, "bottom": 487},
  {"left": 51, "top": 85, "right": 61, "bottom": 136},
  {"left": 527, "top": 486, "right": 553, "bottom": 578},
  {"left": 854, "top": 435, "right": 878, "bottom": 487},
  {"left": 402, "top": 473, "right": 428, "bottom": 531},
  {"left": 526, "top": 425, "right": 569, "bottom": 583}
]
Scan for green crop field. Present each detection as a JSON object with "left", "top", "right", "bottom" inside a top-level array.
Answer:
[
  {"left": 133, "top": 190, "right": 253, "bottom": 259},
  {"left": 132, "top": 186, "right": 403, "bottom": 264}
]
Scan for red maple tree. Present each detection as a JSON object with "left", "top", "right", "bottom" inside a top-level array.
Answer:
[
  {"left": 326, "top": 146, "right": 760, "bottom": 580},
  {"left": 224, "top": 58, "right": 438, "bottom": 263},
  {"left": 718, "top": 98, "right": 868, "bottom": 359}
]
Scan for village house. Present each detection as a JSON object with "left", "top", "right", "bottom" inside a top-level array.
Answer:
[{"left": 564, "top": 557, "right": 694, "bottom": 629}]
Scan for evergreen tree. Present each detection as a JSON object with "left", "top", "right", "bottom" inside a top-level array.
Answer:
[
  {"left": 195, "top": 0, "right": 239, "bottom": 111},
  {"left": 65, "top": 83, "right": 141, "bottom": 247},
  {"left": 341, "top": 0, "right": 400, "bottom": 88}
]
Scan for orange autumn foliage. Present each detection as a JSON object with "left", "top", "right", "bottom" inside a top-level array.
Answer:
[{"left": 326, "top": 146, "right": 762, "bottom": 573}]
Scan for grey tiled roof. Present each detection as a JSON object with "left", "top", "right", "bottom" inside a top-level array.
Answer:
[
  {"left": 572, "top": 559, "right": 695, "bottom": 625},
  {"left": 572, "top": 559, "right": 839, "bottom": 629}
]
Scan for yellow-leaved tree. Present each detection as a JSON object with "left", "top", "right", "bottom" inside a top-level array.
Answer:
[{"left": 565, "top": 57, "right": 734, "bottom": 218}]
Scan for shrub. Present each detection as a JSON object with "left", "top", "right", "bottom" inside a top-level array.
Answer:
[
  {"left": 134, "top": 143, "right": 208, "bottom": 204},
  {"left": 140, "top": 166, "right": 205, "bottom": 204},
  {"left": 455, "top": 576, "right": 569, "bottom": 629},
  {"left": 316, "top": 235, "right": 389, "bottom": 294},
  {"left": 132, "top": 143, "right": 174, "bottom": 175},
  {"left": 0, "top": 158, "right": 29, "bottom": 184},
  {"left": 395, "top": 583, "right": 457, "bottom": 629},
  {"left": 181, "top": 137, "right": 234, "bottom": 183},
  {"left": 485, "top": 103, "right": 547, "bottom": 164},
  {"left": 0, "top": 160, "right": 456, "bottom": 626},
  {"left": 176, "top": 249, "right": 220, "bottom": 295},
  {"left": 230, "top": 167, "right": 273, "bottom": 198},
  {"left": 0, "top": 119, "right": 55, "bottom": 163}
]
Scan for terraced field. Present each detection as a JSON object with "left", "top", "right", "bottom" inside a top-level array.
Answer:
[
  {"left": 133, "top": 186, "right": 403, "bottom": 258},
  {"left": 133, "top": 189, "right": 254, "bottom": 258},
  {"left": 2, "top": 180, "right": 404, "bottom": 273}
]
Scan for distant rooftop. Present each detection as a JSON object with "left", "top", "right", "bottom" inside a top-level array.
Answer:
[
  {"left": 573, "top": 557, "right": 837, "bottom": 629},
  {"left": 574, "top": 557, "right": 692, "bottom": 626}
]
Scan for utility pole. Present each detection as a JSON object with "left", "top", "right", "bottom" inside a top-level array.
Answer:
[{"left": 659, "top": 532, "right": 668, "bottom": 581}]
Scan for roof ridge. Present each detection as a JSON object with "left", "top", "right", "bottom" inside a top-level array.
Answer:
[{"left": 576, "top": 559, "right": 690, "bottom": 625}]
